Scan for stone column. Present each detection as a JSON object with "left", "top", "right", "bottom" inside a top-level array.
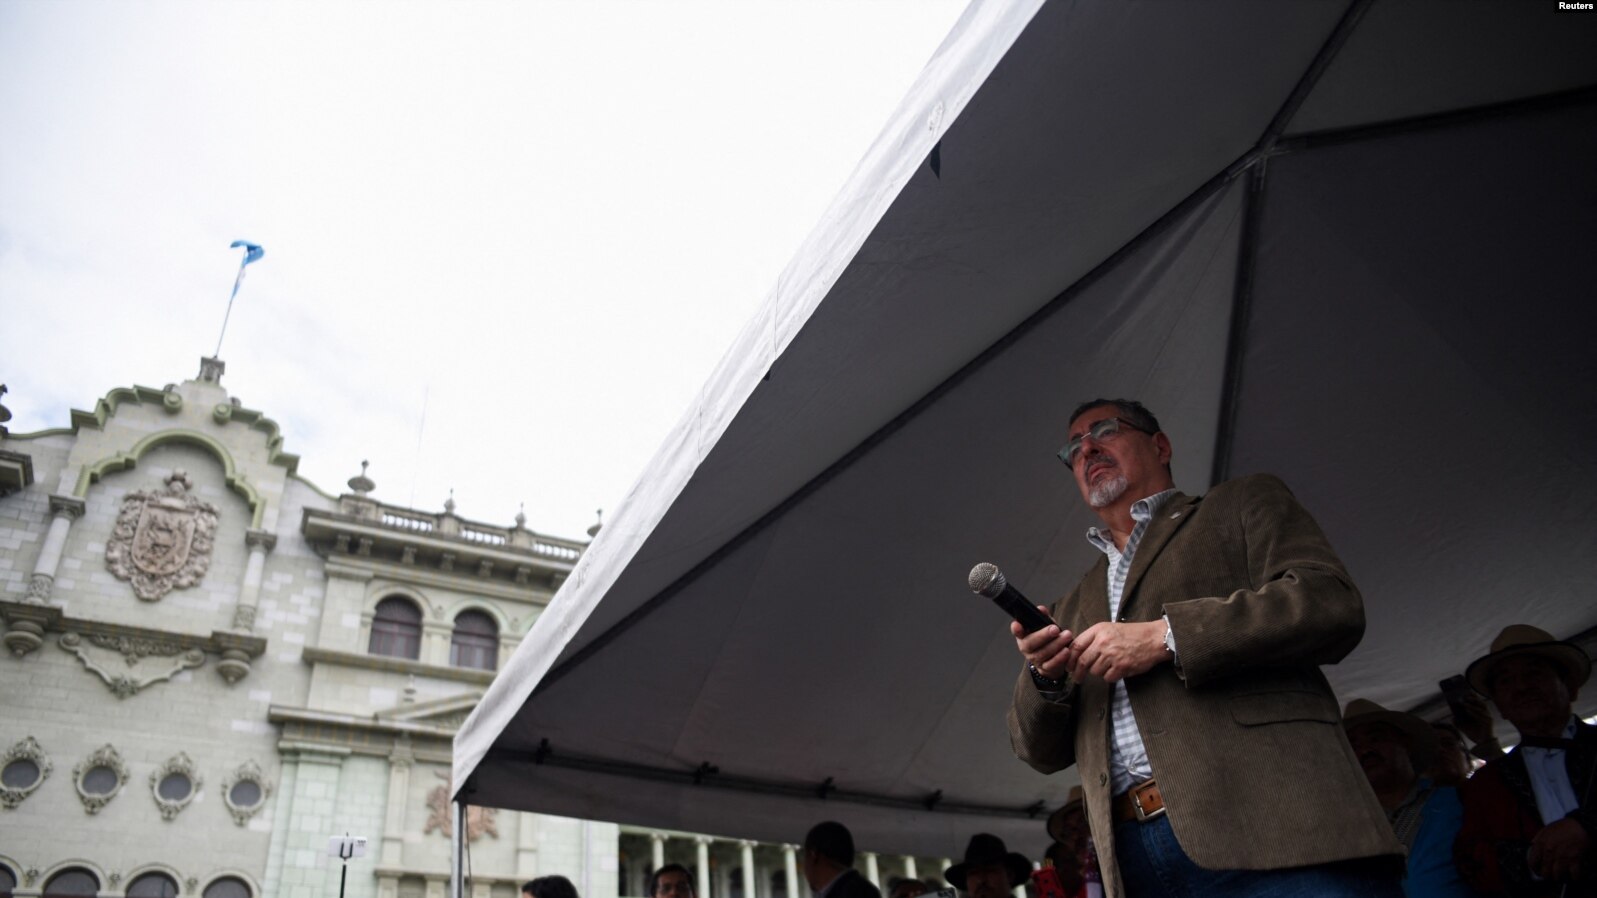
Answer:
[
  {"left": 739, "top": 842, "right": 756, "bottom": 898},
  {"left": 516, "top": 812, "right": 542, "bottom": 879},
  {"left": 862, "top": 854, "right": 879, "bottom": 889},
  {"left": 231, "top": 529, "right": 277, "bottom": 631},
  {"left": 695, "top": 838, "right": 712, "bottom": 898},
  {"left": 27, "top": 494, "right": 85, "bottom": 602},
  {"left": 938, "top": 861, "right": 952, "bottom": 887},
  {"left": 651, "top": 832, "right": 667, "bottom": 872},
  {"left": 381, "top": 738, "right": 414, "bottom": 866},
  {"left": 783, "top": 846, "right": 798, "bottom": 898},
  {"left": 900, "top": 858, "right": 916, "bottom": 881}
]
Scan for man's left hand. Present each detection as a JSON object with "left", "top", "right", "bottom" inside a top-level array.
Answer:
[
  {"left": 1063, "top": 621, "right": 1168, "bottom": 683},
  {"left": 1528, "top": 818, "right": 1589, "bottom": 882}
]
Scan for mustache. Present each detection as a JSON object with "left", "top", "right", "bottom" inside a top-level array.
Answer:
[{"left": 1084, "top": 457, "right": 1117, "bottom": 475}]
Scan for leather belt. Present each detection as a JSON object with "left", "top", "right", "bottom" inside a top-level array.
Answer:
[{"left": 1110, "top": 778, "right": 1166, "bottom": 824}]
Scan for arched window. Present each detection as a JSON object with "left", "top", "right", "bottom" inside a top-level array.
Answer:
[
  {"left": 450, "top": 610, "right": 498, "bottom": 670},
  {"left": 1, "top": 865, "right": 17, "bottom": 898},
  {"left": 201, "top": 878, "right": 251, "bottom": 898},
  {"left": 369, "top": 597, "right": 423, "bottom": 660},
  {"left": 127, "top": 873, "right": 180, "bottom": 898},
  {"left": 43, "top": 869, "right": 99, "bottom": 898}
]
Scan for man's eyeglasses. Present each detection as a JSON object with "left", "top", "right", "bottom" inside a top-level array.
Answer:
[{"left": 1058, "top": 417, "right": 1153, "bottom": 469}]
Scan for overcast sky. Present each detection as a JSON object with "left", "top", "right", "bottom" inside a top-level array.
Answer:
[{"left": 0, "top": 0, "right": 969, "bottom": 540}]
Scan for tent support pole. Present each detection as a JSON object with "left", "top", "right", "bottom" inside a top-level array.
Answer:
[
  {"left": 1211, "top": 162, "right": 1267, "bottom": 487},
  {"left": 451, "top": 799, "right": 468, "bottom": 898}
]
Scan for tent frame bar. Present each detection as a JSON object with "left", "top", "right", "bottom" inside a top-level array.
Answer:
[{"left": 480, "top": 744, "right": 1047, "bottom": 820}]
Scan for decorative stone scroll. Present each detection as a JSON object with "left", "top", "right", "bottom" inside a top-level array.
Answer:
[
  {"left": 59, "top": 632, "right": 206, "bottom": 698},
  {"left": 424, "top": 770, "right": 497, "bottom": 841},
  {"left": 106, "top": 470, "right": 220, "bottom": 601},
  {"left": 221, "top": 759, "right": 273, "bottom": 826},
  {"left": 150, "top": 751, "right": 202, "bottom": 820},
  {"left": 0, "top": 736, "right": 52, "bottom": 809},
  {"left": 73, "top": 743, "right": 129, "bottom": 814}
]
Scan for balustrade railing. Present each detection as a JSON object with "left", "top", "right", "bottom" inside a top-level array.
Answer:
[{"left": 363, "top": 501, "right": 584, "bottom": 560}]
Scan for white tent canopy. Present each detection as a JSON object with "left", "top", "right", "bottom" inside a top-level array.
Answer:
[{"left": 456, "top": 0, "right": 1597, "bottom": 866}]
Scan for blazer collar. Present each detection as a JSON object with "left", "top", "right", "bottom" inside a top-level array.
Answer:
[{"left": 1120, "top": 490, "right": 1199, "bottom": 616}]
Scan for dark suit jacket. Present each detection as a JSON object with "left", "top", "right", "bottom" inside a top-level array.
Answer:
[
  {"left": 1008, "top": 474, "right": 1402, "bottom": 897},
  {"left": 820, "top": 870, "right": 881, "bottom": 898},
  {"left": 1454, "top": 720, "right": 1597, "bottom": 896}
]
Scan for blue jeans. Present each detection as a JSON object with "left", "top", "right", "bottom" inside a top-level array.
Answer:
[{"left": 1113, "top": 816, "right": 1404, "bottom": 898}]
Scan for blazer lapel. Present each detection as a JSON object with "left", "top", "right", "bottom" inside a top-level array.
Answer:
[{"left": 1120, "top": 491, "right": 1198, "bottom": 618}]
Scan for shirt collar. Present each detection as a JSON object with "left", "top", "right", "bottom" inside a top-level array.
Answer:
[{"left": 1086, "top": 488, "right": 1179, "bottom": 552}]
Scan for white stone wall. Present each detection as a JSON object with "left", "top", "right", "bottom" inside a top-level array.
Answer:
[{"left": 0, "top": 373, "right": 613, "bottom": 898}]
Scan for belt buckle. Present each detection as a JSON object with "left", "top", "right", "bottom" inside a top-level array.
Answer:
[{"left": 1130, "top": 778, "right": 1166, "bottom": 822}]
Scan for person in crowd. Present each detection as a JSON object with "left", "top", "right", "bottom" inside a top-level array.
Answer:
[
  {"left": 1045, "top": 787, "right": 1089, "bottom": 896},
  {"left": 1007, "top": 398, "right": 1403, "bottom": 897},
  {"left": 1429, "top": 721, "right": 1476, "bottom": 788},
  {"left": 800, "top": 821, "right": 880, "bottom": 898},
  {"left": 525, "top": 876, "right": 580, "bottom": 898},
  {"left": 1454, "top": 625, "right": 1595, "bottom": 895},
  {"left": 886, "top": 876, "right": 928, "bottom": 898},
  {"left": 1342, "top": 698, "right": 1477, "bottom": 896},
  {"left": 649, "top": 865, "right": 697, "bottom": 898},
  {"left": 945, "top": 834, "right": 1031, "bottom": 898}
]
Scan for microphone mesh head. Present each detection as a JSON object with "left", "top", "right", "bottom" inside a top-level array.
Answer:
[{"left": 968, "top": 562, "right": 1006, "bottom": 597}]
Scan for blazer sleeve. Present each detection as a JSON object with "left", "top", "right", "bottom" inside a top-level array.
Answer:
[
  {"left": 1162, "top": 474, "right": 1366, "bottom": 686},
  {"left": 1008, "top": 663, "right": 1081, "bottom": 774}
]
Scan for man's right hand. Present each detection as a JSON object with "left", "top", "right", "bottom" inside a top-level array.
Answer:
[{"left": 1012, "top": 607, "right": 1074, "bottom": 681}]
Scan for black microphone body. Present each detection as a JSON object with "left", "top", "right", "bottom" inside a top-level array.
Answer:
[{"left": 968, "top": 562, "right": 1055, "bottom": 633}]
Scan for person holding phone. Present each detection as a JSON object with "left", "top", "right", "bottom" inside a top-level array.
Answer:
[{"left": 1006, "top": 399, "right": 1403, "bottom": 898}]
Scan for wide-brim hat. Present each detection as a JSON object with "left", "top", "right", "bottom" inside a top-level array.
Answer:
[
  {"left": 943, "top": 834, "right": 1031, "bottom": 891},
  {"left": 1342, "top": 699, "right": 1438, "bottom": 770},
  {"left": 1045, "top": 787, "right": 1084, "bottom": 844},
  {"left": 1465, "top": 624, "right": 1592, "bottom": 696}
]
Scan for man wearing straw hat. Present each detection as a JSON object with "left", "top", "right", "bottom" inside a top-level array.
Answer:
[
  {"left": 1454, "top": 625, "right": 1595, "bottom": 895},
  {"left": 1342, "top": 699, "right": 1473, "bottom": 897}
]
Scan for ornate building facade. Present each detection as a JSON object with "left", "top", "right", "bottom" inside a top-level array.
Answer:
[{"left": 0, "top": 362, "right": 951, "bottom": 898}]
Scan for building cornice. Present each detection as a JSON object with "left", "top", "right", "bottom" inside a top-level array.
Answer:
[{"left": 300, "top": 645, "right": 498, "bottom": 685}]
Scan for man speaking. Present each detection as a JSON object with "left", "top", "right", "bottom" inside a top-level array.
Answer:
[{"left": 1007, "top": 399, "right": 1403, "bottom": 897}]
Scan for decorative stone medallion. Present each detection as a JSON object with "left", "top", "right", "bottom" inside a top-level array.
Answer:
[
  {"left": 73, "top": 743, "right": 129, "bottom": 814},
  {"left": 0, "top": 736, "right": 52, "bottom": 809},
  {"left": 221, "top": 759, "right": 272, "bottom": 826},
  {"left": 106, "top": 470, "right": 220, "bottom": 601},
  {"left": 150, "top": 752, "right": 202, "bottom": 820}
]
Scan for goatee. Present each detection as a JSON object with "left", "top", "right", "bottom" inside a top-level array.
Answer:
[{"left": 1088, "top": 470, "right": 1128, "bottom": 508}]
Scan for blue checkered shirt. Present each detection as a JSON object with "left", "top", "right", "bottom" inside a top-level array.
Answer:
[{"left": 1086, "top": 488, "right": 1177, "bottom": 795}]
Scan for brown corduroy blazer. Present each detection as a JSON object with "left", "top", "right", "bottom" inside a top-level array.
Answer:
[{"left": 1008, "top": 474, "right": 1402, "bottom": 898}]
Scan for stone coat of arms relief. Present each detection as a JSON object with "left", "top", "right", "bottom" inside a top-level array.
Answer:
[{"left": 106, "top": 470, "right": 220, "bottom": 601}]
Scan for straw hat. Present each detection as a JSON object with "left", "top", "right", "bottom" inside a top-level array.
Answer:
[
  {"left": 943, "top": 834, "right": 1031, "bottom": 890},
  {"left": 1465, "top": 624, "right": 1592, "bottom": 696},
  {"left": 1045, "top": 786, "right": 1084, "bottom": 844},
  {"left": 1342, "top": 698, "right": 1438, "bottom": 770}
]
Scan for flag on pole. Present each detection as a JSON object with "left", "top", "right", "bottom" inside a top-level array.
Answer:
[
  {"left": 215, "top": 240, "right": 265, "bottom": 357},
  {"left": 231, "top": 240, "right": 264, "bottom": 266}
]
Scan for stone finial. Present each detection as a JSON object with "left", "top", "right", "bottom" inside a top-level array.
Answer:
[
  {"left": 165, "top": 470, "right": 194, "bottom": 493},
  {"left": 347, "top": 460, "right": 376, "bottom": 495},
  {"left": 443, "top": 489, "right": 457, "bottom": 516},
  {"left": 587, "top": 509, "right": 603, "bottom": 539},
  {"left": 0, "top": 384, "right": 12, "bottom": 428},
  {"left": 198, "top": 357, "right": 226, "bottom": 384},
  {"left": 514, "top": 503, "right": 527, "bottom": 529}
]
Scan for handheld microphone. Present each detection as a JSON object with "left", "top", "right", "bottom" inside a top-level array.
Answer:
[{"left": 968, "top": 563, "right": 1055, "bottom": 633}]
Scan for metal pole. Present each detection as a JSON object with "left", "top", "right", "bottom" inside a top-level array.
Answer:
[
  {"left": 451, "top": 799, "right": 468, "bottom": 898},
  {"left": 339, "top": 862, "right": 349, "bottom": 898}
]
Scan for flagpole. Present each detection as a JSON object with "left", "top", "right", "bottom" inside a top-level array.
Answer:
[{"left": 214, "top": 240, "right": 263, "bottom": 358}]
